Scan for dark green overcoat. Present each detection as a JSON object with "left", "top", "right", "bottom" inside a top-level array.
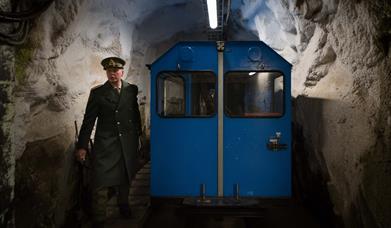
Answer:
[{"left": 77, "top": 80, "right": 141, "bottom": 189}]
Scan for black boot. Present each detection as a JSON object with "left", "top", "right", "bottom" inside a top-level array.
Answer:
[{"left": 118, "top": 204, "right": 132, "bottom": 219}]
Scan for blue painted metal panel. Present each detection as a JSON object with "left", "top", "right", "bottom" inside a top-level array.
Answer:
[
  {"left": 150, "top": 41, "right": 292, "bottom": 198},
  {"left": 150, "top": 42, "right": 218, "bottom": 197},
  {"left": 223, "top": 41, "right": 292, "bottom": 197}
]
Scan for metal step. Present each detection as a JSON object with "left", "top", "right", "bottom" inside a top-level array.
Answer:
[{"left": 183, "top": 197, "right": 259, "bottom": 207}]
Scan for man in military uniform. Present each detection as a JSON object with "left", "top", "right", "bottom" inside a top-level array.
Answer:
[{"left": 75, "top": 57, "right": 142, "bottom": 227}]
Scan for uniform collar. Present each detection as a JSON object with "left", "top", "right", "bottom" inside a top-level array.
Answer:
[{"left": 108, "top": 80, "right": 122, "bottom": 90}]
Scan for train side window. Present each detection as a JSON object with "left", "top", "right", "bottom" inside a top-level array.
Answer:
[
  {"left": 189, "top": 72, "right": 216, "bottom": 116},
  {"left": 157, "top": 72, "right": 216, "bottom": 117},
  {"left": 224, "top": 71, "right": 284, "bottom": 117},
  {"left": 157, "top": 73, "right": 185, "bottom": 116}
]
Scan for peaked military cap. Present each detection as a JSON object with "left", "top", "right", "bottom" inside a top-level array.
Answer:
[{"left": 101, "top": 57, "right": 126, "bottom": 70}]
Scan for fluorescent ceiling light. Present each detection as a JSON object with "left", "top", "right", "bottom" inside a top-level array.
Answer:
[{"left": 207, "top": 0, "right": 217, "bottom": 29}]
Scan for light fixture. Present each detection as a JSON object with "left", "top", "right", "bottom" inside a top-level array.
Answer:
[
  {"left": 249, "top": 72, "right": 256, "bottom": 76},
  {"left": 207, "top": 0, "right": 218, "bottom": 29}
]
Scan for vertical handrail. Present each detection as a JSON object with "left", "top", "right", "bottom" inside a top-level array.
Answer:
[{"left": 217, "top": 41, "right": 224, "bottom": 197}]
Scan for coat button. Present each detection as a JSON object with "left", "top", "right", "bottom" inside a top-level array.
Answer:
[
  {"left": 129, "top": 120, "right": 132, "bottom": 123},
  {"left": 115, "top": 110, "right": 118, "bottom": 113},
  {"left": 119, "top": 133, "right": 122, "bottom": 137},
  {"left": 117, "top": 122, "right": 120, "bottom": 125}
]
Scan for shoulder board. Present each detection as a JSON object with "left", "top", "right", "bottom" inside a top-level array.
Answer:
[
  {"left": 91, "top": 84, "right": 104, "bottom": 91},
  {"left": 129, "top": 84, "right": 139, "bottom": 93},
  {"left": 129, "top": 84, "right": 138, "bottom": 89},
  {"left": 123, "top": 81, "right": 138, "bottom": 90}
]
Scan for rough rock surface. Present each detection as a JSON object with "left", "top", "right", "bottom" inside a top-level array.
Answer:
[
  {"left": 291, "top": 1, "right": 391, "bottom": 227},
  {"left": 233, "top": 1, "right": 390, "bottom": 227},
  {"left": 0, "top": 42, "right": 15, "bottom": 228},
  {"left": 0, "top": 1, "right": 16, "bottom": 227},
  {"left": 1, "top": 0, "right": 390, "bottom": 227},
  {"left": 10, "top": 0, "right": 206, "bottom": 226}
]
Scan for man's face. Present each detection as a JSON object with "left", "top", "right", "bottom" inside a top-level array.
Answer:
[{"left": 106, "top": 68, "right": 123, "bottom": 83}]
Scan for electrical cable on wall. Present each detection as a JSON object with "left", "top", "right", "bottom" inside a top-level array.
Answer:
[{"left": 0, "top": 0, "right": 54, "bottom": 45}]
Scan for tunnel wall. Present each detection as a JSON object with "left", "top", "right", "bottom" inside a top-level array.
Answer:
[
  {"left": 9, "top": 0, "right": 158, "bottom": 226},
  {"left": 0, "top": 0, "right": 16, "bottom": 226},
  {"left": 290, "top": 1, "right": 391, "bottom": 228},
  {"left": 9, "top": 0, "right": 132, "bottom": 226},
  {"left": 230, "top": 0, "right": 390, "bottom": 227},
  {"left": 0, "top": 42, "right": 15, "bottom": 228},
  {"left": 2, "top": 0, "right": 390, "bottom": 227}
]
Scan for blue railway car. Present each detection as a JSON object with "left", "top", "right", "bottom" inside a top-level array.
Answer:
[{"left": 149, "top": 41, "right": 291, "bottom": 203}]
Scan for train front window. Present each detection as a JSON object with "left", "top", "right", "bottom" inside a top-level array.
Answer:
[
  {"left": 224, "top": 72, "right": 284, "bottom": 117},
  {"left": 157, "top": 72, "right": 216, "bottom": 117}
]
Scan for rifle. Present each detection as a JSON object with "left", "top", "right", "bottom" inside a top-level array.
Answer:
[
  {"left": 64, "top": 121, "right": 92, "bottom": 227},
  {"left": 76, "top": 121, "right": 93, "bottom": 220}
]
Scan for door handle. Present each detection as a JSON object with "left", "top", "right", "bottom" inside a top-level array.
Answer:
[{"left": 267, "top": 132, "right": 287, "bottom": 151}]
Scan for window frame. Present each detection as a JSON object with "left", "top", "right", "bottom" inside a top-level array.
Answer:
[
  {"left": 156, "top": 70, "right": 217, "bottom": 118},
  {"left": 223, "top": 70, "right": 286, "bottom": 118}
]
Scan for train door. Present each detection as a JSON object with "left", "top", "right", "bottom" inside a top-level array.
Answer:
[
  {"left": 221, "top": 42, "right": 292, "bottom": 198},
  {"left": 151, "top": 43, "right": 218, "bottom": 197}
]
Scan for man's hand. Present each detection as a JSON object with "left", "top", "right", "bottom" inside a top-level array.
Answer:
[{"left": 75, "top": 148, "right": 87, "bottom": 162}]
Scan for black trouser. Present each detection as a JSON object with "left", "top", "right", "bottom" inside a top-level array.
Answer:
[{"left": 91, "top": 184, "right": 130, "bottom": 223}]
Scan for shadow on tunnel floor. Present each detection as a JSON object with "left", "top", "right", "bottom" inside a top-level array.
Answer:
[{"left": 144, "top": 200, "right": 325, "bottom": 228}]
